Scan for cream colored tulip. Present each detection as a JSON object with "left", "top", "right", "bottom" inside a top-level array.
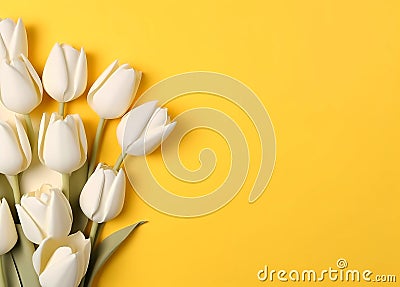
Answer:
[
  {"left": 32, "top": 231, "right": 90, "bottom": 287},
  {"left": 0, "top": 54, "right": 43, "bottom": 114},
  {"left": 42, "top": 43, "right": 87, "bottom": 103},
  {"left": 0, "top": 198, "right": 18, "bottom": 255},
  {"left": 0, "top": 117, "right": 31, "bottom": 175},
  {"left": 38, "top": 113, "right": 87, "bottom": 174},
  {"left": 16, "top": 185, "right": 72, "bottom": 244},
  {"left": 88, "top": 60, "right": 142, "bottom": 119},
  {"left": 80, "top": 163, "right": 126, "bottom": 223},
  {"left": 0, "top": 18, "right": 27, "bottom": 61},
  {"left": 117, "top": 101, "right": 176, "bottom": 156}
]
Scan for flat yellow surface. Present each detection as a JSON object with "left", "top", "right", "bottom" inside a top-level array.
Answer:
[{"left": 3, "top": 0, "right": 400, "bottom": 286}]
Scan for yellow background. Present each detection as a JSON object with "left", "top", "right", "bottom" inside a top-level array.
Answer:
[{"left": 3, "top": 0, "right": 400, "bottom": 286}]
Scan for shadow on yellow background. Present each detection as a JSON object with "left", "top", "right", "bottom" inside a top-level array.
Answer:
[{"left": 3, "top": 0, "right": 400, "bottom": 286}]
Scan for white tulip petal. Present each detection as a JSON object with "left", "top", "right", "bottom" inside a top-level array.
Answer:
[
  {"left": 47, "top": 189, "right": 72, "bottom": 238},
  {"left": 20, "top": 195, "right": 48, "bottom": 232},
  {"left": 42, "top": 43, "right": 68, "bottom": 102},
  {"left": 9, "top": 18, "right": 27, "bottom": 59},
  {"left": 72, "top": 114, "right": 87, "bottom": 166},
  {"left": 39, "top": 251, "right": 78, "bottom": 287},
  {"left": 65, "top": 232, "right": 91, "bottom": 283},
  {"left": 102, "top": 169, "right": 126, "bottom": 222},
  {"left": 0, "top": 199, "right": 18, "bottom": 255},
  {"left": 118, "top": 100, "right": 159, "bottom": 153},
  {"left": 71, "top": 48, "right": 87, "bottom": 101},
  {"left": 33, "top": 237, "right": 59, "bottom": 274},
  {"left": 0, "top": 121, "right": 23, "bottom": 175},
  {"left": 0, "top": 35, "right": 7, "bottom": 59},
  {"left": 0, "top": 60, "right": 39, "bottom": 114},
  {"left": 16, "top": 204, "right": 45, "bottom": 244},
  {"left": 79, "top": 165, "right": 105, "bottom": 220},
  {"left": 0, "top": 19, "right": 15, "bottom": 51},
  {"left": 61, "top": 44, "right": 79, "bottom": 101},
  {"left": 116, "top": 111, "right": 128, "bottom": 147},
  {"left": 87, "top": 60, "right": 119, "bottom": 96},
  {"left": 21, "top": 54, "right": 43, "bottom": 96},
  {"left": 147, "top": 108, "right": 168, "bottom": 130},
  {"left": 91, "top": 65, "right": 135, "bottom": 119},
  {"left": 92, "top": 168, "right": 118, "bottom": 222},
  {"left": 162, "top": 121, "right": 177, "bottom": 140},
  {"left": 38, "top": 113, "right": 49, "bottom": 163},
  {"left": 15, "top": 116, "right": 32, "bottom": 169}
]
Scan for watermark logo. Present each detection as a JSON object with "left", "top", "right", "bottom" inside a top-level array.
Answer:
[
  {"left": 257, "top": 259, "right": 396, "bottom": 283},
  {"left": 125, "top": 71, "right": 276, "bottom": 217}
]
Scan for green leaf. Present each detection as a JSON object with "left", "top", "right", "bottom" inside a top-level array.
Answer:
[
  {"left": 11, "top": 225, "right": 40, "bottom": 287},
  {"left": 70, "top": 160, "right": 89, "bottom": 233},
  {"left": 85, "top": 221, "right": 146, "bottom": 287},
  {"left": 2, "top": 253, "right": 21, "bottom": 287}
]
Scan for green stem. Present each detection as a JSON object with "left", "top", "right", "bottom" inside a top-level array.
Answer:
[
  {"left": 9, "top": 175, "right": 20, "bottom": 205},
  {"left": 23, "top": 114, "right": 35, "bottom": 149},
  {"left": 88, "top": 118, "right": 106, "bottom": 177},
  {"left": 0, "top": 255, "right": 6, "bottom": 287},
  {"left": 62, "top": 173, "right": 70, "bottom": 200},
  {"left": 113, "top": 152, "right": 127, "bottom": 172},
  {"left": 89, "top": 221, "right": 104, "bottom": 248},
  {"left": 58, "top": 102, "right": 65, "bottom": 118}
]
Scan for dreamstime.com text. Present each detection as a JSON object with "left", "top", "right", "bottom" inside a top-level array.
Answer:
[{"left": 257, "top": 259, "right": 396, "bottom": 283}]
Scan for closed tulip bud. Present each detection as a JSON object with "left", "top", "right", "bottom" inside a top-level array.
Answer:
[
  {"left": 0, "top": 54, "right": 43, "bottom": 114},
  {"left": 79, "top": 163, "right": 126, "bottom": 223},
  {"left": 16, "top": 185, "right": 72, "bottom": 244},
  {"left": 0, "top": 18, "right": 27, "bottom": 61},
  {"left": 116, "top": 101, "right": 176, "bottom": 156},
  {"left": 0, "top": 198, "right": 18, "bottom": 255},
  {"left": 33, "top": 231, "right": 90, "bottom": 287},
  {"left": 88, "top": 60, "right": 142, "bottom": 119},
  {"left": 0, "top": 117, "right": 31, "bottom": 175},
  {"left": 38, "top": 112, "right": 87, "bottom": 174},
  {"left": 42, "top": 43, "right": 87, "bottom": 103}
]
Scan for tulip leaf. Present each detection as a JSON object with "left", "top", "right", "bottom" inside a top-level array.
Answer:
[
  {"left": 85, "top": 221, "right": 146, "bottom": 287},
  {"left": 2, "top": 252, "right": 21, "bottom": 287},
  {"left": 70, "top": 160, "right": 89, "bottom": 233},
  {"left": 11, "top": 225, "right": 40, "bottom": 287}
]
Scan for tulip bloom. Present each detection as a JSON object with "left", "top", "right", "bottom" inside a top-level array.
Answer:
[
  {"left": 117, "top": 101, "right": 176, "bottom": 156},
  {"left": 80, "top": 163, "right": 126, "bottom": 223},
  {"left": 0, "top": 54, "right": 43, "bottom": 114},
  {"left": 0, "top": 117, "right": 31, "bottom": 175},
  {"left": 0, "top": 18, "right": 27, "bottom": 61},
  {"left": 0, "top": 198, "right": 18, "bottom": 255},
  {"left": 42, "top": 43, "right": 87, "bottom": 103},
  {"left": 33, "top": 231, "right": 90, "bottom": 287},
  {"left": 16, "top": 185, "right": 73, "bottom": 244},
  {"left": 88, "top": 60, "right": 142, "bottom": 119},
  {"left": 38, "top": 113, "right": 87, "bottom": 174}
]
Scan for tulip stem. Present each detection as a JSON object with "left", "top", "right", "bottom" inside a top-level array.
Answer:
[
  {"left": 113, "top": 152, "right": 127, "bottom": 172},
  {"left": 23, "top": 114, "right": 35, "bottom": 148},
  {"left": 0, "top": 255, "right": 6, "bottom": 287},
  {"left": 88, "top": 118, "right": 107, "bottom": 177},
  {"left": 9, "top": 175, "right": 21, "bottom": 205},
  {"left": 89, "top": 221, "right": 104, "bottom": 247},
  {"left": 58, "top": 102, "right": 65, "bottom": 118},
  {"left": 62, "top": 173, "right": 70, "bottom": 200}
]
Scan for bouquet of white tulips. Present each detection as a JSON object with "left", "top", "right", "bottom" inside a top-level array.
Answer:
[{"left": 0, "top": 18, "right": 176, "bottom": 287}]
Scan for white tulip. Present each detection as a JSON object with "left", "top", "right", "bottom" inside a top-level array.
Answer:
[
  {"left": 0, "top": 54, "right": 43, "bottom": 114},
  {"left": 16, "top": 185, "right": 72, "bottom": 244},
  {"left": 79, "top": 163, "right": 126, "bottom": 223},
  {"left": 32, "top": 231, "right": 90, "bottom": 287},
  {"left": 0, "top": 18, "right": 27, "bottom": 61},
  {"left": 0, "top": 117, "right": 31, "bottom": 175},
  {"left": 116, "top": 101, "right": 176, "bottom": 156},
  {"left": 0, "top": 198, "right": 18, "bottom": 255},
  {"left": 38, "top": 112, "right": 87, "bottom": 174},
  {"left": 88, "top": 60, "right": 142, "bottom": 119},
  {"left": 42, "top": 43, "right": 87, "bottom": 103}
]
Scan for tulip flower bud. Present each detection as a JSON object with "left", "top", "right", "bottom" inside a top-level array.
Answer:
[
  {"left": 0, "top": 54, "right": 43, "bottom": 114},
  {"left": 0, "top": 18, "right": 27, "bottom": 61},
  {"left": 88, "top": 60, "right": 142, "bottom": 119},
  {"left": 0, "top": 198, "right": 18, "bottom": 255},
  {"left": 42, "top": 43, "right": 87, "bottom": 103},
  {"left": 38, "top": 112, "right": 87, "bottom": 174},
  {"left": 16, "top": 185, "right": 73, "bottom": 244},
  {"left": 0, "top": 117, "right": 31, "bottom": 175},
  {"left": 79, "top": 163, "right": 126, "bottom": 223},
  {"left": 33, "top": 231, "right": 90, "bottom": 287},
  {"left": 116, "top": 101, "right": 176, "bottom": 156}
]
